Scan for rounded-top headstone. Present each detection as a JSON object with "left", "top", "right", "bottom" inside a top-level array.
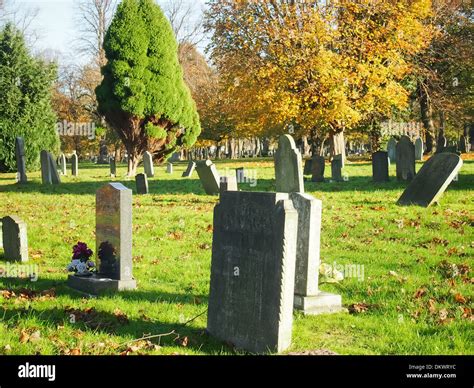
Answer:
[{"left": 275, "top": 135, "right": 304, "bottom": 194}]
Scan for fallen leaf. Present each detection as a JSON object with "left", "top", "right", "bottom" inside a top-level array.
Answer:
[
  {"left": 348, "top": 303, "right": 370, "bottom": 314},
  {"left": 413, "top": 288, "right": 427, "bottom": 299},
  {"left": 454, "top": 293, "right": 467, "bottom": 304}
]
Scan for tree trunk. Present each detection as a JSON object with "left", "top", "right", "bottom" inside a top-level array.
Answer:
[
  {"left": 418, "top": 81, "right": 435, "bottom": 154},
  {"left": 370, "top": 120, "right": 382, "bottom": 152},
  {"left": 126, "top": 150, "right": 140, "bottom": 177},
  {"left": 329, "top": 129, "right": 346, "bottom": 165}
]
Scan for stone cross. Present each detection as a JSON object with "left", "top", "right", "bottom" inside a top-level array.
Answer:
[{"left": 274, "top": 135, "right": 304, "bottom": 193}]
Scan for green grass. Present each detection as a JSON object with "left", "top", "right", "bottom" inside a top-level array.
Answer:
[{"left": 0, "top": 158, "right": 472, "bottom": 355}]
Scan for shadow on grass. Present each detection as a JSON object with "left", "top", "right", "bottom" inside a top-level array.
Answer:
[{"left": 0, "top": 278, "right": 228, "bottom": 354}]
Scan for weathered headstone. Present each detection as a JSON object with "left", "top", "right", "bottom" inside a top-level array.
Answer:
[
  {"left": 182, "top": 161, "right": 196, "bottom": 178},
  {"left": 396, "top": 136, "right": 416, "bottom": 182},
  {"left": 436, "top": 135, "right": 447, "bottom": 154},
  {"left": 459, "top": 135, "right": 468, "bottom": 153},
  {"left": 40, "top": 150, "right": 52, "bottom": 185},
  {"left": 71, "top": 153, "right": 79, "bottom": 177},
  {"left": 196, "top": 160, "right": 220, "bottom": 195},
  {"left": 311, "top": 156, "right": 325, "bottom": 183},
  {"left": 331, "top": 155, "right": 343, "bottom": 182},
  {"left": 166, "top": 163, "right": 173, "bottom": 174},
  {"left": 290, "top": 193, "right": 342, "bottom": 315},
  {"left": 143, "top": 151, "right": 154, "bottom": 177},
  {"left": 398, "top": 154, "right": 463, "bottom": 207},
  {"left": 303, "top": 159, "right": 313, "bottom": 176},
  {"left": 372, "top": 151, "right": 390, "bottom": 182},
  {"left": 67, "top": 183, "right": 137, "bottom": 294},
  {"left": 415, "top": 138, "right": 424, "bottom": 161},
  {"left": 387, "top": 137, "right": 397, "bottom": 163},
  {"left": 110, "top": 157, "right": 116, "bottom": 177},
  {"left": 207, "top": 192, "right": 298, "bottom": 353},
  {"left": 275, "top": 135, "right": 304, "bottom": 193},
  {"left": 48, "top": 153, "right": 61, "bottom": 184},
  {"left": 219, "top": 176, "right": 238, "bottom": 195},
  {"left": 135, "top": 173, "right": 149, "bottom": 195},
  {"left": 59, "top": 154, "right": 67, "bottom": 176},
  {"left": 15, "top": 137, "right": 28, "bottom": 183},
  {"left": 1, "top": 216, "right": 28, "bottom": 262}
]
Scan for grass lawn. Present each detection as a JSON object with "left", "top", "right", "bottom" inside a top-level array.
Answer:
[{"left": 0, "top": 158, "right": 472, "bottom": 355}]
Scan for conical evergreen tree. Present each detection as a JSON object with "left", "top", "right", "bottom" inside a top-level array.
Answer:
[
  {"left": 0, "top": 24, "right": 59, "bottom": 172},
  {"left": 96, "top": 0, "right": 201, "bottom": 176}
]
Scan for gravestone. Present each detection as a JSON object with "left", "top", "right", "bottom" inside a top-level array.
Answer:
[
  {"left": 311, "top": 156, "right": 325, "bottom": 183},
  {"left": 166, "top": 163, "right": 173, "bottom": 174},
  {"left": 71, "top": 153, "right": 79, "bottom": 177},
  {"left": 398, "top": 154, "right": 463, "bottom": 207},
  {"left": 15, "top": 137, "right": 28, "bottom": 183},
  {"left": 387, "top": 137, "right": 397, "bottom": 163},
  {"left": 40, "top": 150, "right": 52, "bottom": 185},
  {"left": 143, "top": 151, "right": 154, "bottom": 177},
  {"left": 67, "top": 183, "right": 137, "bottom": 294},
  {"left": 396, "top": 136, "right": 416, "bottom": 182},
  {"left": 110, "top": 157, "right": 116, "bottom": 177},
  {"left": 135, "top": 173, "right": 149, "bottom": 195},
  {"left": 436, "top": 135, "right": 447, "bottom": 154},
  {"left": 219, "top": 176, "right": 238, "bottom": 195},
  {"left": 182, "top": 161, "right": 196, "bottom": 178},
  {"left": 1, "top": 216, "right": 28, "bottom": 262},
  {"left": 303, "top": 159, "right": 313, "bottom": 176},
  {"left": 275, "top": 135, "right": 304, "bottom": 193},
  {"left": 207, "top": 192, "right": 298, "bottom": 353},
  {"left": 331, "top": 155, "right": 343, "bottom": 182},
  {"left": 59, "top": 154, "right": 67, "bottom": 176},
  {"left": 290, "top": 193, "right": 342, "bottom": 315},
  {"left": 459, "top": 135, "right": 468, "bottom": 153},
  {"left": 372, "top": 151, "right": 390, "bottom": 182},
  {"left": 48, "top": 154, "right": 61, "bottom": 184},
  {"left": 196, "top": 160, "right": 220, "bottom": 195},
  {"left": 415, "top": 138, "right": 424, "bottom": 161}
]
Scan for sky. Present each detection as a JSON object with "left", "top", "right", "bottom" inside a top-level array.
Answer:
[{"left": 15, "top": 0, "right": 207, "bottom": 66}]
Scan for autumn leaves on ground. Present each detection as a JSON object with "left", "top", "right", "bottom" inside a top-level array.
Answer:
[{"left": 0, "top": 159, "right": 472, "bottom": 355}]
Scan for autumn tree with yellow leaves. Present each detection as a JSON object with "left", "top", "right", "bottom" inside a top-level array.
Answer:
[{"left": 205, "top": 0, "right": 434, "bottom": 155}]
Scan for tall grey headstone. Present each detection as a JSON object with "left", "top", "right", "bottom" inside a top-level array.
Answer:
[
  {"left": 196, "top": 160, "right": 220, "bottom": 195},
  {"left": 290, "top": 193, "right": 342, "bottom": 315},
  {"left": 182, "top": 161, "right": 196, "bottom": 178},
  {"left": 311, "top": 156, "right": 325, "bottom": 183},
  {"left": 48, "top": 153, "right": 61, "bottom": 184},
  {"left": 59, "top": 154, "right": 67, "bottom": 176},
  {"left": 135, "top": 173, "right": 149, "bottom": 195},
  {"left": 208, "top": 192, "right": 298, "bottom": 354},
  {"left": 143, "top": 151, "right": 154, "bottom": 177},
  {"left": 40, "top": 150, "right": 52, "bottom": 185},
  {"left": 15, "top": 137, "right": 28, "bottom": 183},
  {"left": 398, "top": 154, "right": 463, "bottom": 207},
  {"left": 110, "top": 157, "right": 116, "bottom": 177},
  {"left": 387, "top": 137, "right": 397, "bottom": 163},
  {"left": 275, "top": 135, "right": 304, "bottom": 193},
  {"left": 166, "top": 163, "right": 173, "bottom": 174},
  {"left": 372, "top": 151, "right": 390, "bottom": 182},
  {"left": 71, "top": 153, "right": 79, "bottom": 177},
  {"left": 396, "top": 136, "right": 416, "bottom": 182},
  {"left": 1, "top": 216, "right": 28, "bottom": 262},
  {"left": 68, "top": 183, "right": 136, "bottom": 294},
  {"left": 415, "top": 138, "right": 424, "bottom": 161},
  {"left": 331, "top": 155, "right": 343, "bottom": 182}
]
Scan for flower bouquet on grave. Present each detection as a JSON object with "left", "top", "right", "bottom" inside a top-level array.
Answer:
[{"left": 66, "top": 242, "right": 95, "bottom": 277}]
